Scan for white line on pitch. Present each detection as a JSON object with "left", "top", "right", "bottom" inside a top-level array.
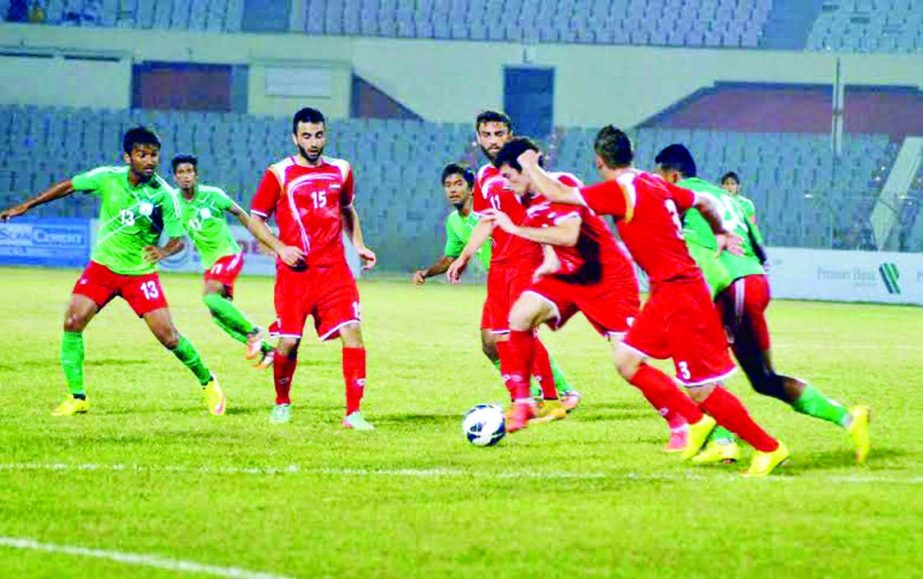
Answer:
[
  {"left": 0, "top": 536, "right": 292, "bottom": 579},
  {"left": 0, "top": 462, "right": 920, "bottom": 485}
]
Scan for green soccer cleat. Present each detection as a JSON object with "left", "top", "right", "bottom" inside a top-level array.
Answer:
[
  {"left": 269, "top": 403, "right": 291, "bottom": 424},
  {"left": 847, "top": 406, "right": 871, "bottom": 464},
  {"left": 342, "top": 411, "right": 374, "bottom": 431},
  {"left": 692, "top": 439, "right": 742, "bottom": 465},
  {"left": 203, "top": 378, "right": 226, "bottom": 416},
  {"left": 51, "top": 396, "right": 89, "bottom": 417}
]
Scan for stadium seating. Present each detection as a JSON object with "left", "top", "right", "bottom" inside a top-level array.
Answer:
[
  {"left": 9, "top": 0, "right": 245, "bottom": 31},
  {"left": 806, "top": 0, "right": 923, "bottom": 53},
  {"left": 0, "top": 106, "right": 897, "bottom": 271}
]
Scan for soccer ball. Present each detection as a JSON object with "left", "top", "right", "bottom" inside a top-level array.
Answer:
[{"left": 462, "top": 403, "right": 506, "bottom": 447}]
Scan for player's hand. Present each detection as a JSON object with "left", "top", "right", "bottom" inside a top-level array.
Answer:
[
  {"left": 357, "top": 246, "right": 377, "bottom": 270},
  {"left": 533, "top": 256, "right": 562, "bottom": 282},
  {"left": 482, "top": 208, "right": 517, "bottom": 234},
  {"left": 142, "top": 245, "right": 168, "bottom": 263},
  {"left": 716, "top": 232, "right": 744, "bottom": 256},
  {"left": 0, "top": 204, "right": 28, "bottom": 222},
  {"left": 517, "top": 149, "right": 541, "bottom": 168},
  {"left": 276, "top": 245, "right": 305, "bottom": 268},
  {"left": 412, "top": 270, "right": 427, "bottom": 285},
  {"left": 446, "top": 255, "right": 468, "bottom": 284}
]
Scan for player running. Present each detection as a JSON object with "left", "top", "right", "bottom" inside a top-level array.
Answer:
[
  {"left": 250, "top": 107, "right": 376, "bottom": 429},
  {"left": 516, "top": 126, "right": 790, "bottom": 477},
  {"left": 654, "top": 144, "right": 870, "bottom": 464},
  {"left": 446, "top": 111, "right": 579, "bottom": 416},
  {"left": 172, "top": 154, "right": 304, "bottom": 370},
  {"left": 0, "top": 127, "right": 225, "bottom": 416}
]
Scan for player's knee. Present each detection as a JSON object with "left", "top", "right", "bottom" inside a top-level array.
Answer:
[
  {"left": 339, "top": 323, "right": 363, "bottom": 348},
  {"left": 613, "top": 346, "right": 641, "bottom": 380},
  {"left": 480, "top": 333, "right": 499, "bottom": 361},
  {"left": 277, "top": 338, "right": 299, "bottom": 358},
  {"left": 685, "top": 382, "right": 716, "bottom": 403}
]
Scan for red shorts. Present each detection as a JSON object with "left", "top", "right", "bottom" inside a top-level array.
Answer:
[
  {"left": 527, "top": 272, "right": 640, "bottom": 339},
  {"left": 203, "top": 253, "right": 244, "bottom": 298},
  {"left": 481, "top": 261, "right": 534, "bottom": 334},
  {"left": 274, "top": 261, "right": 360, "bottom": 341},
  {"left": 623, "top": 280, "right": 735, "bottom": 386},
  {"left": 716, "top": 274, "right": 772, "bottom": 351},
  {"left": 72, "top": 261, "right": 168, "bottom": 317}
]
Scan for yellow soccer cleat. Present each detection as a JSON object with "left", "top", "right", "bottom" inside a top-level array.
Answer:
[
  {"left": 681, "top": 415, "right": 717, "bottom": 460},
  {"left": 847, "top": 406, "right": 871, "bottom": 464},
  {"left": 203, "top": 378, "right": 226, "bottom": 416},
  {"left": 743, "top": 441, "right": 790, "bottom": 478},
  {"left": 530, "top": 399, "right": 567, "bottom": 424},
  {"left": 51, "top": 396, "right": 89, "bottom": 417},
  {"left": 692, "top": 440, "right": 741, "bottom": 465}
]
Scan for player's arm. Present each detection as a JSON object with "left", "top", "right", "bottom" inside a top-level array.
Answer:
[
  {"left": 517, "top": 151, "right": 582, "bottom": 205},
  {"left": 227, "top": 202, "right": 304, "bottom": 267},
  {"left": 0, "top": 179, "right": 75, "bottom": 221},
  {"left": 677, "top": 187, "right": 742, "bottom": 256},
  {"left": 533, "top": 244, "right": 562, "bottom": 282},
  {"left": 483, "top": 208, "right": 580, "bottom": 247},
  {"left": 446, "top": 219, "right": 491, "bottom": 283},
  {"left": 414, "top": 255, "right": 456, "bottom": 285},
  {"left": 143, "top": 236, "right": 185, "bottom": 263},
  {"left": 342, "top": 204, "right": 376, "bottom": 270}
]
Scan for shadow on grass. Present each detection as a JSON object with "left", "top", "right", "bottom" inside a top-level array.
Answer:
[{"left": 793, "top": 446, "right": 911, "bottom": 470}]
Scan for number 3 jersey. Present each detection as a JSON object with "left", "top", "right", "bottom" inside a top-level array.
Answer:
[
  {"left": 251, "top": 155, "right": 355, "bottom": 268},
  {"left": 71, "top": 166, "right": 185, "bottom": 276},
  {"left": 576, "top": 169, "right": 702, "bottom": 288},
  {"left": 177, "top": 185, "right": 242, "bottom": 270}
]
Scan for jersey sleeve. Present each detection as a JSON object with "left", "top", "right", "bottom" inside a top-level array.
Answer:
[
  {"left": 159, "top": 186, "right": 186, "bottom": 238},
  {"left": 548, "top": 203, "right": 582, "bottom": 225},
  {"left": 577, "top": 181, "right": 626, "bottom": 218},
  {"left": 251, "top": 170, "right": 280, "bottom": 218},
  {"left": 472, "top": 178, "right": 490, "bottom": 215},
  {"left": 443, "top": 217, "right": 465, "bottom": 258},
  {"left": 70, "top": 166, "right": 115, "bottom": 195},
  {"left": 665, "top": 181, "right": 698, "bottom": 213},
  {"left": 212, "top": 188, "right": 235, "bottom": 211},
  {"left": 340, "top": 166, "right": 355, "bottom": 207}
]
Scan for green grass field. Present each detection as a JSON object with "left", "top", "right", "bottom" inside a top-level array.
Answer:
[{"left": 0, "top": 266, "right": 921, "bottom": 578}]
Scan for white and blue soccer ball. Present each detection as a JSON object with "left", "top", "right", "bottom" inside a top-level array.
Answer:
[{"left": 463, "top": 403, "right": 506, "bottom": 447}]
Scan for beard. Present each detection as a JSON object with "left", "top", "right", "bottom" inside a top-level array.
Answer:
[
  {"left": 479, "top": 145, "right": 500, "bottom": 162},
  {"left": 298, "top": 144, "right": 323, "bottom": 164}
]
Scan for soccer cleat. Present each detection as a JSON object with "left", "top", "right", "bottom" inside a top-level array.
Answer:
[
  {"left": 342, "top": 411, "right": 374, "bottom": 431},
  {"left": 269, "top": 403, "right": 291, "bottom": 424},
  {"left": 51, "top": 396, "right": 89, "bottom": 417},
  {"left": 742, "top": 441, "right": 790, "bottom": 478},
  {"left": 254, "top": 349, "right": 275, "bottom": 370},
  {"left": 664, "top": 427, "right": 688, "bottom": 453},
  {"left": 530, "top": 399, "right": 567, "bottom": 424},
  {"left": 506, "top": 402, "right": 536, "bottom": 433},
  {"left": 692, "top": 440, "right": 742, "bottom": 464},
  {"left": 560, "top": 390, "right": 581, "bottom": 412},
  {"left": 245, "top": 329, "right": 267, "bottom": 360},
  {"left": 681, "top": 415, "right": 717, "bottom": 460},
  {"left": 203, "top": 378, "right": 226, "bottom": 416},
  {"left": 847, "top": 405, "right": 871, "bottom": 464}
]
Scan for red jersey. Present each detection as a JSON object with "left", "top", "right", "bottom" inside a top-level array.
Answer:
[
  {"left": 473, "top": 164, "right": 582, "bottom": 267},
  {"left": 523, "top": 200, "right": 636, "bottom": 286},
  {"left": 577, "top": 170, "right": 703, "bottom": 286},
  {"left": 251, "top": 155, "right": 354, "bottom": 268}
]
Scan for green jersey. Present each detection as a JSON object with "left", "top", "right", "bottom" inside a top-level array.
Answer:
[
  {"left": 444, "top": 209, "right": 491, "bottom": 270},
  {"left": 72, "top": 166, "right": 184, "bottom": 276},
  {"left": 178, "top": 185, "right": 242, "bottom": 269},
  {"left": 679, "top": 177, "right": 765, "bottom": 295}
]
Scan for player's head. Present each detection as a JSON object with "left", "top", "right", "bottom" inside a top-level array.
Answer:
[
  {"left": 291, "top": 107, "right": 326, "bottom": 165},
  {"left": 122, "top": 126, "right": 161, "bottom": 181},
  {"left": 721, "top": 171, "right": 740, "bottom": 195},
  {"left": 593, "top": 125, "right": 633, "bottom": 175},
  {"left": 441, "top": 163, "right": 474, "bottom": 209},
  {"left": 171, "top": 154, "right": 198, "bottom": 192},
  {"left": 475, "top": 110, "right": 513, "bottom": 161},
  {"left": 493, "top": 137, "right": 541, "bottom": 195},
  {"left": 654, "top": 143, "right": 697, "bottom": 184}
]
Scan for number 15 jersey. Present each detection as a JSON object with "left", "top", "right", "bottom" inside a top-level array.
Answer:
[{"left": 251, "top": 155, "right": 355, "bottom": 268}]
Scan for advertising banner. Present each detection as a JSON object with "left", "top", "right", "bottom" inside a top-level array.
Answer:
[{"left": 0, "top": 218, "right": 91, "bottom": 268}]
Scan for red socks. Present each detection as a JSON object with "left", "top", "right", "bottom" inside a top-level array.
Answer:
[
  {"left": 343, "top": 347, "right": 366, "bottom": 415},
  {"left": 530, "top": 337, "right": 559, "bottom": 400},
  {"left": 629, "top": 364, "right": 704, "bottom": 424},
  {"left": 273, "top": 351, "right": 297, "bottom": 405},
  {"left": 499, "top": 331, "right": 533, "bottom": 401},
  {"left": 698, "top": 386, "right": 779, "bottom": 452}
]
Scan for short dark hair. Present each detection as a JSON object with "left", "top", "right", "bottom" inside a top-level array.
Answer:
[
  {"left": 654, "top": 143, "right": 697, "bottom": 178},
  {"left": 721, "top": 171, "right": 740, "bottom": 185},
  {"left": 441, "top": 163, "right": 474, "bottom": 188},
  {"left": 475, "top": 110, "right": 512, "bottom": 133},
  {"left": 171, "top": 154, "right": 198, "bottom": 172},
  {"left": 593, "top": 125, "right": 633, "bottom": 168},
  {"left": 493, "top": 137, "right": 541, "bottom": 172},
  {"left": 292, "top": 107, "right": 326, "bottom": 134},
  {"left": 122, "top": 126, "right": 161, "bottom": 155}
]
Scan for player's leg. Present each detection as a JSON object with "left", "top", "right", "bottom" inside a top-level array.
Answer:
[
  {"left": 270, "top": 268, "right": 308, "bottom": 424},
  {"left": 202, "top": 255, "right": 274, "bottom": 364},
  {"left": 271, "top": 336, "right": 299, "bottom": 424},
  {"left": 52, "top": 294, "right": 99, "bottom": 416},
  {"left": 506, "top": 271, "right": 561, "bottom": 403},
  {"left": 503, "top": 292, "right": 558, "bottom": 431},
  {"left": 337, "top": 322, "right": 372, "bottom": 430}
]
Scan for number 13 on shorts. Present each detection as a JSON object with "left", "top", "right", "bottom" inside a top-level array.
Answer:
[{"left": 140, "top": 280, "right": 160, "bottom": 300}]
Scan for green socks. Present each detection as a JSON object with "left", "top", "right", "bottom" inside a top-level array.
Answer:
[
  {"left": 203, "top": 293, "right": 255, "bottom": 339},
  {"left": 549, "top": 355, "right": 573, "bottom": 394},
  {"left": 710, "top": 426, "right": 736, "bottom": 444},
  {"left": 792, "top": 384, "right": 849, "bottom": 427},
  {"left": 171, "top": 336, "right": 213, "bottom": 386},
  {"left": 61, "top": 331, "right": 85, "bottom": 397}
]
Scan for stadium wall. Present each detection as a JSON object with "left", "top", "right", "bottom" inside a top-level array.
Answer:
[
  {"left": 0, "top": 53, "right": 131, "bottom": 109},
  {"left": 2, "top": 23, "right": 923, "bottom": 127}
]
